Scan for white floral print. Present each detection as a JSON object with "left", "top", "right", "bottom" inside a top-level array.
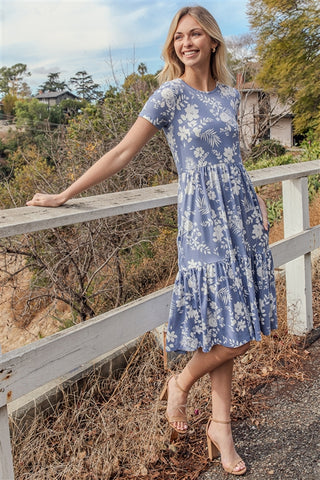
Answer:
[{"left": 139, "top": 79, "right": 277, "bottom": 352}]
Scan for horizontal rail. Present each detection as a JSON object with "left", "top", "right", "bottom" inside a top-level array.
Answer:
[
  {"left": 271, "top": 225, "right": 320, "bottom": 267},
  {"left": 0, "top": 160, "right": 319, "bottom": 238},
  {"left": 248, "top": 159, "right": 320, "bottom": 187},
  {"left": 0, "top": 286, "right": 173, "bottom": 408},
  {"left": 0, "top": 184, "right": 178, "bottom": 238}
]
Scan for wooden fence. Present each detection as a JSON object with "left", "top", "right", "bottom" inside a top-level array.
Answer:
[{"left": 0, "top": 159, "right": 320, "bottom": 478}]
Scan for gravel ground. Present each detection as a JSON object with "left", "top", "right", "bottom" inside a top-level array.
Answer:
[{"left": 199, "top": 336, "right": 320, "bottom": 480}]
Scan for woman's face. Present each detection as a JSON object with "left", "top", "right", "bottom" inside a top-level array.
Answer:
[{"left": 173, "top": 14, "right": 216, "bottom": 71}]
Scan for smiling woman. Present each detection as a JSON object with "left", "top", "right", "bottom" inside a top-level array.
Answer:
[{"left": 25, "top": 4, "right": 275, "bottom": 477}]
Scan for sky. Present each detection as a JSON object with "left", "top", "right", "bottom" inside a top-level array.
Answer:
[{"left": 0, "top": 0, "right": 250, "bottom": 94}]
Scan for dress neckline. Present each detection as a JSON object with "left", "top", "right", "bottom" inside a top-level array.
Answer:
[{"left": 178, "top": 78, "right": 219, "bottom": 94}]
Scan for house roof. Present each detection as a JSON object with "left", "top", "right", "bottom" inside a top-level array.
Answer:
[{"left": 35, "top": 90, "right": 78, "bottom": 99}]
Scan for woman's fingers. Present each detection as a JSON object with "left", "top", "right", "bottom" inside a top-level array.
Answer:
[{"left": 26, "top": 193, "right": 66, "bottom": 207}]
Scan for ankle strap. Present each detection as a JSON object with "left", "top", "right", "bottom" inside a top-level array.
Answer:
[
  {"left": 174, "top": 375, "right": 188, "bottom": 394},
  {"left": 211, "top": 417, "right": 231, "bottom": 424}
]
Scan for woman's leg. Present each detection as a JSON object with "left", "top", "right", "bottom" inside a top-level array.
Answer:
[
  {"left": 207, "top": 359, "right": 246, "bottom": 472},
  {"left": 165, "top": 343, "right": 249, "bottom": 431}
]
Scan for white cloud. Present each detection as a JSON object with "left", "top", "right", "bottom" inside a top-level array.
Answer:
[
  {"left": 4, "top": 2, "right": 113, "bottom": 55},
  {"left": 2, "top": 0, "right": 166, "bottom": 56},
  {"left": 1, "top": 0, "right": 249, "bottom": 92}
]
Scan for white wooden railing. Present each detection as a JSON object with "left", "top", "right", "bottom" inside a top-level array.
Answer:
[{"left": 0, "top": 159, "right": 320, "bottom": 479}]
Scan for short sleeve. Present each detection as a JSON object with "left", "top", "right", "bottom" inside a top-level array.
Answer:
[{"left": 139, "top": 82, "right": 178, "bottom": 130}]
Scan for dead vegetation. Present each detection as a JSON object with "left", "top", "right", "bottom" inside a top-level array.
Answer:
[
  {"left": 5, "top": 191, "right": 320, "bottom": 479},
  {"left": 10, "top": 254, "right": 320, "bottom": 479}
]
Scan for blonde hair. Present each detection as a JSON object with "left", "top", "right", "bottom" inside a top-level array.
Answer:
[{"left": 158, "top": 5, "right": 232, "bottom": 86}]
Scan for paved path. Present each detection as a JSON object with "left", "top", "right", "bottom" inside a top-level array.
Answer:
[{"left": 199, "top": 335, "right": 320, "bottom": 480}]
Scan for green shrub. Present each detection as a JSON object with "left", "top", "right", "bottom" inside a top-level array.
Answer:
[
  {"left": 250, "top": 139, "right": 286, "bottom": 162},
  {"left": 245, "top": 153, "right": 295, "bottom": 171}
]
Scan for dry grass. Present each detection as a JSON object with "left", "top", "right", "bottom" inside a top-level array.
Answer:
[
  {"left": 11, "top": 256, "right": 320, "bottom": 480},
  {"left": 10, "top": 193, "right": 320, "bottom": 479}
]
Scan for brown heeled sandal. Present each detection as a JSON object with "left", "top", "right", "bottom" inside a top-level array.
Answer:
[
  {"left": 160, "top": 375, "right": 188, "bottom": 435},
  {"left": 206, "top": 417, "right": 247, "bottom": 476}
]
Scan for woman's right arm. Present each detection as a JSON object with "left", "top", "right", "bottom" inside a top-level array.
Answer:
[{"left": 26, "top": 117, "right": 158, "bottom": 207}]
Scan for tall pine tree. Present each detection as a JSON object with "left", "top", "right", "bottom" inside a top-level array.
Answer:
[
  {"left": 39, "top": 72, "right": 68, "bottom": 92},
  {"left": 69, "top": 71, "right": 102, "bottom": 102}
]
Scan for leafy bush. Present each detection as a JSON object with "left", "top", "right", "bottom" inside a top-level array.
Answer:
[
  {"left": 249, "top": 139, "right": 286, "bottom": 162},
  {"left": 245, "top": 152, "right": 295, "bottom": 171},
  {"left": 0, "top": 146, "right": 55, "bottom": 208},
  {"left": 266, "top": 198, "right": 283, "bottom": 227},
  {"left": 299, "top": 137, "right": 320, "bottom": 162}
]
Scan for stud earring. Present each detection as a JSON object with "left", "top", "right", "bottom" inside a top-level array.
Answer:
[{"left": 212, "top": 47, "right": 216, "bottom": 53}]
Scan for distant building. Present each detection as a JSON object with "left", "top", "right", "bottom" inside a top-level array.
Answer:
[
  {"left": 35, "top": 90, "right": 79, "bottom": 107},
  {"left": 237, "top": 75, "right": 294, "bottom": 151}
]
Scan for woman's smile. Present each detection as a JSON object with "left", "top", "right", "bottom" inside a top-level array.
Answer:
[{"left": 183, "top": 50, "right": 200, "bottom": 58}]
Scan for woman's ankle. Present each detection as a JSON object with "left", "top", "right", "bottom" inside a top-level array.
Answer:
[{"left": 177, "top": 364, "right": 198, "bottom": 392}]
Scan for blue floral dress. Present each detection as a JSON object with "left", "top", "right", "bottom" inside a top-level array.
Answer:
[{"left": 139, "top": 79, "right": 277, "bottom": 352}]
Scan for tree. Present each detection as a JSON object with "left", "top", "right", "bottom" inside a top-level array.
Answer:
[
  {"left": 247, "top": 0, "right": 320, "bottom": 135},
  {"left": 0, "top": 63, "right": 31, "bottom": 96},
  {"left": 39, "top": 72, "right": 68, "bottom": 92},
  {"left": 226, "top": 34, "right": 258, "bottom": 84},
  {"left": 137, "top": 62, "right": 147, "bottom": 76},
  {"left": 59, "top": 98, "right": 88, "bottom": 117},
  {"left": 15, "top": 98, "right": 50, "bottom": 131},
  {"left": 69, "top": 70, "right": 103, "bottom": 102},
  {"left": 122, "top": 63, "right": 158, "bottom": 95},
  {"left": 1, "top": 94, "right": 18, "bottom": 118}
]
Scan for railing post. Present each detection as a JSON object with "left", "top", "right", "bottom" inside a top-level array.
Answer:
[
  {"left": 0, "top": 405, "right": 14, "bottom": 480},
  {"left": 282, "top": 177, "right": 313, "bottom": 334},
  {"left": 0, "top": 346, "right": 15, "bottom": 480}
]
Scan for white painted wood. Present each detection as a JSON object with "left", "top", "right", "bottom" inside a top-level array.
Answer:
[
  {"left": 0, "top": 160, "right": 319, "bottom": 238},
  {"left": 283, "top": 177, "right": 310, "bottom": 236},
  {"left": 249, "top": 159, "right": 320, "bottom": 187},
  {"left": 283, "top": 177, "right": 313, "bottom": 334},
  {"left": 271, "top": 225, "right": 320, "bottom": 268},
  {"left": 285, "top": 256, "right": 313, "bottom": 334},
  {"left": 0, "top": 347, "right": 14, "bottom": 479},
  {"left": 0, "top": 406, "right": 14, "bottom": 479},
  {"left": 0, "top": 183, "right": 178, "bottom": 238},
  {"left": 0, "top": 286, "right": 173, "bottom": 408}
]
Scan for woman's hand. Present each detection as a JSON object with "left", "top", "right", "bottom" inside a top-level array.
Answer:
[
  {"left": 257, "top": 194, "right": 269, "bottom": 231},
  {"left": 26, "top": 192, "right": 68, "bottom": 208}
]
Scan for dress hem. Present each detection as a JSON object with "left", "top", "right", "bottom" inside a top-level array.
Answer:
[{"left": 165, "top": 326, "right": 278, "bottom": 353}]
